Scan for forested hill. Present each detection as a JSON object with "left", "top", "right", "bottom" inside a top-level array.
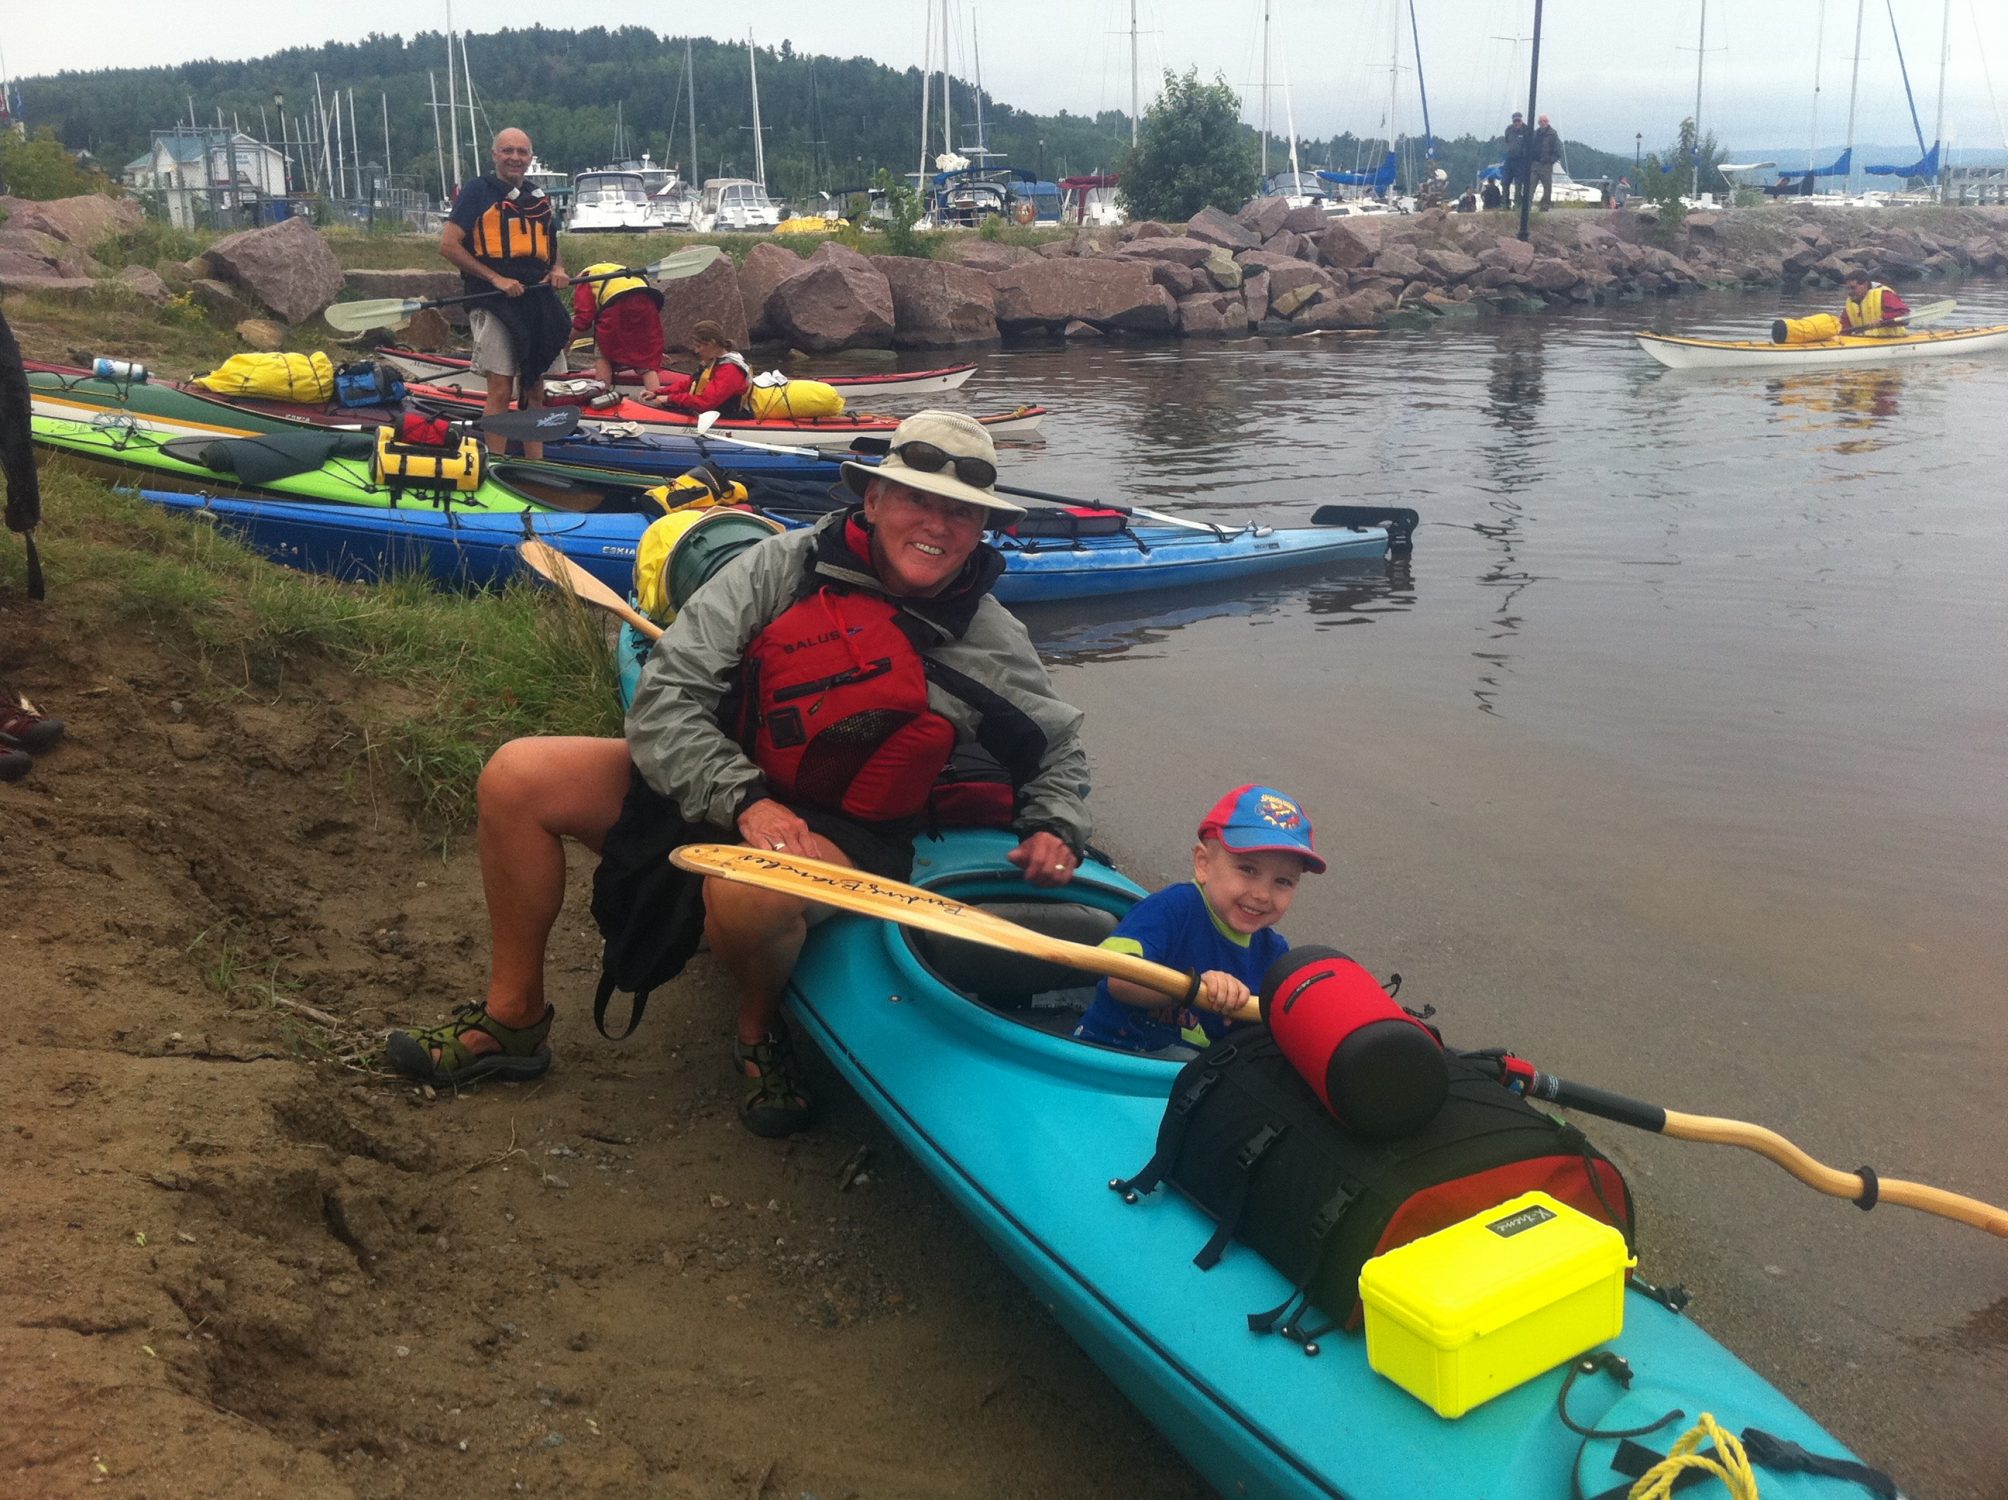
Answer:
[
  {"left": 23, "top": 27, "right": 1134, "bottom": 200},
  {"left": 24, "top": 25, "right": 1637, "bottom": 202}
]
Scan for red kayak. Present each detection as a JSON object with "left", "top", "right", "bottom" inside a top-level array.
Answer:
[
  {"left": 402, "top": 380, "right": 1045, "bottom": 448},
  {"left": 374, "top": 346, "right": 980, "bottom": 402}
]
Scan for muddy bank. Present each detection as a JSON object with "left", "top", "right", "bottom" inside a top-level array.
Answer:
[{"left": 0, "top": 600, "right": 1203, "bottom": 1499}]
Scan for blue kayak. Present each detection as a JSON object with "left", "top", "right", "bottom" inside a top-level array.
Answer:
[
  {"left": 773, "top": 828, "right": 1887, "bottom": 1499},
  {"left": 137, "top": 483, "right": 1409, "bottom": 605}
]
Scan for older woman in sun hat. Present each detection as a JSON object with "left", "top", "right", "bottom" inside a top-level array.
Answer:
[{"left": 388, "top": 409, "right": 1090, "bottom": 1138}]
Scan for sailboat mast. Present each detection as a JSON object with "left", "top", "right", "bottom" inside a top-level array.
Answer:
[
  {"left": 941, "top": 0, "right": 953, "bottom": 161},
  {"left": 1260, "top": 0, "right": 1271, "bottom": 179},
  {"left": 1130, "top": 0, "right": 1140, "bottom": 146},
  {"left": 1930, "top": 0, "right": 1951, "bottom": 197},
  {"left": 429, "top": 71, "right": 447, "bottom": 198},
  {"left": 444, "top": 5, "right": 463, "bottom": 191},
  {"left": 1845, "top": 0, "right": 1866, "bottom": 173},
  {"left": 687, "top": 38, "right": 699, "bottom": 186},
  {"left": 1692, "top": 0, "right": 1707, "bottom": 197},
  {"left": 972, "top": 9, "right": 987, "bottom": 155},
  {"left": 747, "top": 31, "right": 767, "bottom": 189},
  {"left": 1810, "top": 0, "right": 1826, "bottom": 171},
  {"left": 918, "top": 0, "right": 933, "bottom": 183}
]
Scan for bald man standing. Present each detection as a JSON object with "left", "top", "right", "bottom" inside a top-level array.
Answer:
[{"left": 440, "top": 128, "right": 572, "bottom": 457}]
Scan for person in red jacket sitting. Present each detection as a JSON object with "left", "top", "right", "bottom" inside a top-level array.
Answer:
[
  {"left": 571, "top": 262, "right": 666, "bottom": 397},
  {"left": 649, "top": 320, "right": 752, "bottom": 416}
]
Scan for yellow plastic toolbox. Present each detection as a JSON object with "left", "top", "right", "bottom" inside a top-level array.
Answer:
[{"left": 1357, "top": 1190, "right": 1633, "bottom": 1418}]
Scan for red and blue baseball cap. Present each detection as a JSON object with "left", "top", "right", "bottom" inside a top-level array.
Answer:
[{"left": 1197, "top": 784, "right": 1326, "bottom": 874}]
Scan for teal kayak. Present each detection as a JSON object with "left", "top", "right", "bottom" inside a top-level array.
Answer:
[{"left": 765, "top": 829, "right": 1887, "bottom": 1498}]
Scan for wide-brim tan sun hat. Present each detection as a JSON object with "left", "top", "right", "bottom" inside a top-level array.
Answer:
[{"left": 841, "top": 409, "right": 1026, "bottom": 519}]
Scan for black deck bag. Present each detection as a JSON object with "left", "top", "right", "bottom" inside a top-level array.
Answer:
[{"left": 1112, "top": 1032, "right": 1634, "bottom": 1347}]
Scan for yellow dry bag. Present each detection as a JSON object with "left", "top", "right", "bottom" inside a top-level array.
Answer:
[
  {"left": 1770, "top": 314, "right": 1844, "bottom": 345},
  {"left": 746, "top": 378, "right": 846, "bottom": 421},
  {"left": 193, "top": 351, "right": 337, "bottom": 402},
  {"left": 634, "top": 506, "right": 784, "bottom": 623}
]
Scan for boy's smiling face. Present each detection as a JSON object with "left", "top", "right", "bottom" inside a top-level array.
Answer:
[{"left": 1192, "top": 839, "right": 1307, "bottom": 935}]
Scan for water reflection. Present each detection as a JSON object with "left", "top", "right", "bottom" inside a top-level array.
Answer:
[
  {"left": 1026, "top": 559, "right": 1414, "bottom": 666},
  {"left": 1761, "top": 369, "right": 1905, "bottom": 454},
  {"left": 1467, "top": 338, "right": 1551, "bottom": 715}
]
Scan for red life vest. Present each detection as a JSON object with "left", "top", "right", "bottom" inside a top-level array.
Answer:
[{"left": 739, "top": 585, "right": 957, "bottom": 822}]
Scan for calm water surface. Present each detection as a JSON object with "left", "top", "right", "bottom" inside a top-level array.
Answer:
[{"left": 871, "top": 287, "right": 2008, "bottom": 1496}]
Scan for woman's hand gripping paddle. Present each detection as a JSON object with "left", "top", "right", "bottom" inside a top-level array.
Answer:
[
  {"left": 669, "top": 843, "right": 1260, "bottom": 1021},
  {"left": 324, "top": 246, "right": 726, "bottom": 335},
  {"left": 517, "top": 540, "right": 662, "bottom": 642},
  {"left": 1494, "top": 1060, "right": 2008, "bottom": 1238}
]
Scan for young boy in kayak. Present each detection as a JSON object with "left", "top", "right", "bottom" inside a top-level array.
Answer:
[
  {"left": 571, "top": 262, "right": 666, "bottom": 398},
  {"left": 1073, "top": 784, "right": 1324, "bottom": 1055}
]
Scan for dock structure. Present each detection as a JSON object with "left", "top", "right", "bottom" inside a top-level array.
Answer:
[{"left": 1946, "top": 164, "right": 2008, "bottom": 206}]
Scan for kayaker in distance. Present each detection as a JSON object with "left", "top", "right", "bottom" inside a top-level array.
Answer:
[
  {"left": 646, "top": 319, "right": 752, "bottom": 415},
  {"left": 1072, "top": 784, "right": 1324, "bottom": 1055},
  {"left": 386, "top": 409, "right": 1093, "bottom": 1137},
  {"left": 570, "top": 261, "right": 666, "bottom": 400},
  {"left": 437, "top": 127, "right": 571, "bottom": 458},
  {"left": 1838, "top": 269, "right": 1910, "bottom": 335}
]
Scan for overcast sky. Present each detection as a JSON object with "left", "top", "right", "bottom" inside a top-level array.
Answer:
[{"left": 8, "top": 0, "right": 2007, "bottom": 159}]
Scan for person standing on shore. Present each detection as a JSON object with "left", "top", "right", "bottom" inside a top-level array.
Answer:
[
  {"left": 1501, "top": 113, "right": 1529, "bottom": 207},
  {"left": 438, "top": 127, "right": 572, "bottom": 458},
  {"left": 1531, "top": 115, "right": 1563, "bottom": 210}
]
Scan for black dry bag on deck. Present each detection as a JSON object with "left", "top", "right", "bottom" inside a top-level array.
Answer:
[{"left": 1112, "top": 1036, "right": 1634, "bottom": 1346}]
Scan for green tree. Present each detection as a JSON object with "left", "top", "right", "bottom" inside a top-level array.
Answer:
[
  {"left": 1117, "top": 69, "right": 1257, "bottom": 221},
  {"left": 0, "top": 126, "right": 106, "bottom": 199},
  {"left": 1638, "top": 118, "right": 1729, "bottom": 213}
]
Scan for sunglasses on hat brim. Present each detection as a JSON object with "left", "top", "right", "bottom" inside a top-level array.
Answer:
[{"left": 893, "top": 440, "right": 997, "bottom": 491}]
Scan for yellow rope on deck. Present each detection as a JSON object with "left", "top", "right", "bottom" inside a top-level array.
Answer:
[{"left": 1629, "top": 1413, "right": 1759, "bottom": 1500}]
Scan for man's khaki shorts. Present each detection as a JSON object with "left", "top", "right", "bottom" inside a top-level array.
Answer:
[{"left": 468, "top": 306, "right": 570, "bottom": 379}]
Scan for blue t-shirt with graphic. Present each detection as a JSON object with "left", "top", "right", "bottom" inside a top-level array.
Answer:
[{"left": 1072, "top": 882, "right": 1287, "bottom": 1053}]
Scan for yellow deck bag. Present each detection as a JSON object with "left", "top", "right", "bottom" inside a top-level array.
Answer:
[
  {"left": 371, "top": 425, "right": 483, "bottom": 495},
  {"left": 746, "top": 378, "right": 845, "bottom": 421},
  {"left": 1770, "top": 313, "right": 1844, "bottom": 345},
  {"left": 634, "top": 506, "right": 784, "bottom": 623},
  {"left": 193, "top": 351, "right": 337, "bottom": 402}
]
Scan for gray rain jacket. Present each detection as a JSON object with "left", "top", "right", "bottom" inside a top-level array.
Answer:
[{"left": 625, "top": 509, "right": 1092, "bottom": 851}]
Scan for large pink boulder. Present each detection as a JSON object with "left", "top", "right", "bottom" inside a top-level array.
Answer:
[
  {"left": 1525, "top": 257, "right": 1583, "bottom": 293},
  {"left": 661, "top": 252, "right": 750, "bottom": 352},
  {"left": 1110, "top": 236, "right": 1218, "bottom": 268},
  {"left": 1418, "top": 247, "right": 1482, "bottom": 283},
  {"left": 1235, "top": 196, "right": 1293, "bottom": 240},
  {"left": 1176, "top": 291, "right": 1251, "bottom": 337},
  {"left": 941, "top": 240, "right": 1039, "bottom": 272},
  {"left": 764, "top": 242, "right": 895, "bottom": 353},
  {"left": 868, "top": 256, "right": 999, "bottom": 347},
  {"left": 205, "top": 215, "right": 345, "bottom": 325},
  {"left": 0, "top": 193, "right": 142, "bottom": 249},
  {"left": 737, "top": 241, "right": 806, "bottom": 344},
  {"left": 1292, "top": 286, "right": 1394, "bottom": 330},
  {"left": 1184, "top": 205, "right": 1262, "bottom": 251},
  {"left": 989, "top": 259, "right": 1175, "bottom": 335},
  {"left": 1371, "top": 246, "right": 1426, "bottom": 280},
  {"left": 1319, "top": 219, "right": 1386, "bottom": 269}
]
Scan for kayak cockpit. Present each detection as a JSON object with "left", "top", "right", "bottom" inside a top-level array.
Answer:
[{"left": 904, "top": 898, "right": 1117, "bottom": 1036}]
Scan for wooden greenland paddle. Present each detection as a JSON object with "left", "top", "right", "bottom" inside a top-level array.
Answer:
[
  {"left": 688, "top": 845, "right": 2008, "bottom": 1235},
  {"left": 669, "top": 842, "right": 1249, "bottom": 1014},
  {"left": 517, "top": 540, "right": 662, "bottom": 641},
  {"left": 1501, "top": 1065, "right": 2008, "bottom": 1237},
  {"left": 324, "top": 246, "right": 725, "bottom": 334}
]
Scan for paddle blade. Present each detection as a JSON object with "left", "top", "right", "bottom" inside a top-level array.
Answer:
[
  {"left": 324, "top": 297, "right": 421, "bottom": 334},
  {"left": 517, "top": 539, "right": 662, "bottom": 639},
  {"left": 668, "top": 843, "right": 1201, "bottom": 1004},
  {"left": 642, "top": 245, "right": 727, "bottom": 282},
  {"left": 1904, "top": 298, "right": 1956, "bottom": 328},
  {"left": 481, "top": 406, "right": 582, "bottom": 441}
]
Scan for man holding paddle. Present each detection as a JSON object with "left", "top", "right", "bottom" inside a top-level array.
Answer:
[
  {"left": 387, "top": 410, "right": 1091, "bottom": 1137},
  {"left": 1838, "top": 268, "right": 1910, "bottom": 337},
  {"left": 439, "top": 127, "right": 571, "bottom": 458}
]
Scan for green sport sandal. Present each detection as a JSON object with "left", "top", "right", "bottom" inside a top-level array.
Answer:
[
  {"left": 733, "top": 1028, "right": 814, "bottom": 1138},
  {"left": 385, "top": 1002, "right": 554, "bottom": 1087}
]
